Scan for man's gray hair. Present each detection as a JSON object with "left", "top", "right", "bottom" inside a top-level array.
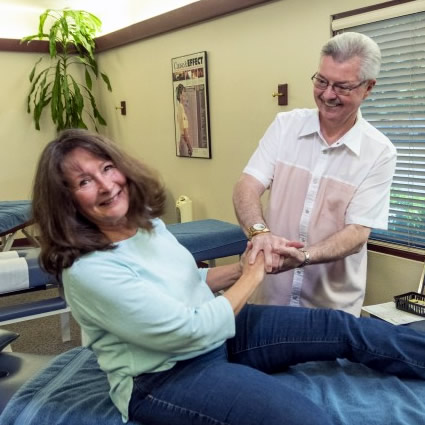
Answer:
[{"left": 321, "top": 32, "right": 381, "bottom": 80}]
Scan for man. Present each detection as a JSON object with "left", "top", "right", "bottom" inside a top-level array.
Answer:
[{"left": 233, "top": 32, "right": 397, "bottom": 316}]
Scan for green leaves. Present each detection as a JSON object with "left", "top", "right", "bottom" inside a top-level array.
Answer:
[
  {"left": 101, "top": 73, "right": 112, "bottom": 92},
  {"left": 22, "top": 8, "right": 112, "bottom": 132}
]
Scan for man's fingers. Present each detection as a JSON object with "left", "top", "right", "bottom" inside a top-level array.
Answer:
[
  {"left": 249, "top": 235, "right": 274, "bottom": 272},
  {"left": 248, "top": 243, "right": 262, "bottom": 264},
  {"left": 287, "top": 241, "right": 304, "bottom": 249},
  {"left": 270, "top": 253, "right": 282, "bottom": 272},
  {"left": 261, "top": 241, "right": 274, "bottom": 272}
]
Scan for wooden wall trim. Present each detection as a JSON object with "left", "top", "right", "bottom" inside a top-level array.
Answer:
[
  {"left": 0, "top": 38, "right": 48, "bottom": 53},
  {"left": 0, "top": 0, "right": 274, "bottom": 53},
  {"left": 95, "top": 0, "right": 274, "bottom": 52},
  {"left": 332, "top": 0, "right": 416, "bottom": 20},
  {"left": 368, "top": 242, "right": 425, "bottom": 262}
]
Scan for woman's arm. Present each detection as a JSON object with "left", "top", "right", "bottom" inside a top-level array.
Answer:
[
  {"left": 205, "top": 262, "right": 243, "bottom": 293},
  {"left": 65, "top": 262, "right": 236, "bottom": 355},
  {"left": 205, "top": 246, "right": 265, "bottom": 315},
  {"left": 222, "top": 251, "right": 265, "bottom": 315}
]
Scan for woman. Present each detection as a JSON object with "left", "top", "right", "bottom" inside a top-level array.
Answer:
[
  {"left": 175, "top": 83, "right": 193, "bottom": 157},
  {"left": 32, "top": 129, "right": 425, "bottom": 425}
]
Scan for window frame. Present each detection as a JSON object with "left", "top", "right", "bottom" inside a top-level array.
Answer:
[{"left": 332, "top": 0, "right": 425, "bottom": 261}]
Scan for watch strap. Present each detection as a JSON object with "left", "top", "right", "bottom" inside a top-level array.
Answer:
[
  {"left": 249, "top": 228, "right": 271, "bottom": 240},
  {"left": 298, "top": 249, "right": 311, "bottom": 268},
  {"left": 247, "top": 223, "right": 270, "bottom": 240}
]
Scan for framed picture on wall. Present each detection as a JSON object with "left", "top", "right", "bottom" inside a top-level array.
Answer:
[{"left": 171, "top": 51, "right": 211, "bottom": 159}]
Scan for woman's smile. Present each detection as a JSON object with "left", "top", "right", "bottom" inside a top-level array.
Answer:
[{"left": 62, "top": 147, "right": 130, "bottom": 230}]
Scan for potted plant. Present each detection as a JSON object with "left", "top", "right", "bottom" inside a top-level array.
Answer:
[{"left": 22, "top": 8, "right": 112, "bottom": 131}]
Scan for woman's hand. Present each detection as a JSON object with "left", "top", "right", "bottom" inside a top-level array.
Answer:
[
  {"left": 223, "top": 243, "right": 266, "bottom": 315},
  {"left": 241, "top": 241, "right": 265, "bottom": 282}
]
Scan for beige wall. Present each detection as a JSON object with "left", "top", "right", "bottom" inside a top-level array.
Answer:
[
  {"left": 365, "top": 251, "right": 423, "bottom": 305},
  {"left": 0, "top": 52, "right": 56, "bottom": 201},
  {"left": 1, "top": 0, "right": 423, "bottom": 304},
  {"left": 97, "top": 0, "right": 332, "bottom": 223}
]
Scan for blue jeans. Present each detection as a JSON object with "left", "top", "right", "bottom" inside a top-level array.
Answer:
[{"left": 129, "top": 305, "right": 425, "bottom": 425}]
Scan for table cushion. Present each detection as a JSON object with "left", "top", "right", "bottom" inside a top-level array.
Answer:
[
  {"left": 0, "top": 201, "right": 32, "bottom": 236},
  {"left": 167, "top": 219, "right": 247, "bottom": 261}
]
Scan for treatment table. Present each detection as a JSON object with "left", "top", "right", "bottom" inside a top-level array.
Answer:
[
  {"left": 4, "top": 217, "right": 248, "bottom": 338},
  {"left": 0, "top": 201, "right": 37, "bottom": 252},
  {"left": 2, "top": 218, "right": 425, "bottom": 424},
  {"left": 1, "top": 327, "right": 425, "bottom": 425},
  {"left": 0, "top": 219, "right": 247, "bottom": 332}
]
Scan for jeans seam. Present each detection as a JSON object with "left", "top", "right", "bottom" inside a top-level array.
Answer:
[
  {"left": 233, "top": 340, "right": 425, "bottom": 369},
  {"left": 350, "top": 343, "right": 425, "bottom": 368},
  {"left": 231, "top": 339, "right": 345, "bottom": 355},
  {"left": 145, "top": 394, "right": 230, "bottom": 425}
]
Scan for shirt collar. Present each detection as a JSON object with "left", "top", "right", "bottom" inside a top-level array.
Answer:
[{"left": 299, "top": 109, "right": 363, "bottom": 156}]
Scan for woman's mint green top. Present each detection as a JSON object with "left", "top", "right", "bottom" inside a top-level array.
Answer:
[{"left": 62, "top": 218, "right": 235, "bottom": 422}]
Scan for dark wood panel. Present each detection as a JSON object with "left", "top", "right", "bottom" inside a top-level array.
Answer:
[
  {"left": 333, "top": 0, "right": 416, "bottom": 20},
  {"left": 95, "top": 0, "right": 274, "bottom": 52},
  {"left": 0, "top": 0, "right": 274, "bottom": 53},
  {"left": 0, "top": 38, "right": 48, "bottom": 53},
  {"left": 368, "top": 242, "right": 425, "bottom": 262}
]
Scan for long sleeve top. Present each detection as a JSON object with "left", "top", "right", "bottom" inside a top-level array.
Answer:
[{"left": 62, "top": 218, "right": 235, "bottom": 422}]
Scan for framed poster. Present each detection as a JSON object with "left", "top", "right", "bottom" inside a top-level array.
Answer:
[{"left": 172, "top": 51, "right": 211, "bottom": 158}]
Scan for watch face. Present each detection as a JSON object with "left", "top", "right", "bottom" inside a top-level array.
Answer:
[{"left": 252, "top": 223, "right": 266, "bottom": 231}]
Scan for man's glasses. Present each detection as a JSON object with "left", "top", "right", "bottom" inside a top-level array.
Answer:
[{"left": 311, "top": 73, "right": 367, "bottom": 96}]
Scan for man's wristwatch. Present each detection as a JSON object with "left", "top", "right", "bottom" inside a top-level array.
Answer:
[
  {"left": 247, "top": 223, "right": 270, "bottom": 240},
  {"left": 298, "top": 249, "right": 311, "bottom": 268}
]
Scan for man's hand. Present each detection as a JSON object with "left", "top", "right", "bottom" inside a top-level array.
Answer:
[
  {"left": 248, "top": 232, "right": 304, "bottom": 273},
  {"left": 267, "top": 245, "right": 306, "bottom": 273}
]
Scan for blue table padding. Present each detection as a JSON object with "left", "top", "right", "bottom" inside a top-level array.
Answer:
[
  {"left": 17, "top": 249, "right": 57, "bottom": 289},
  {"left": 1, "top": 220, "right": 245, "bottom": 323},
  {"left": 0, "top": 201, "right": 32, "bottom": 236},
  {"left": 166, "top": 219, "right": 247, "bottom": 261},
  {"left": 0, "top": 297, "right": 67, "bottom": 322},
  {"left": 0, "top": 249, "right": 61, "bottom": 322},
  {"left": 14, "top": 219, "right": 247, "bottom": 288},
  {"left": 1, "top": 346, "right": 425, "bottom": 425}
]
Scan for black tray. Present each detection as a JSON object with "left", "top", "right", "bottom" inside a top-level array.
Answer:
[{"left": 394, "top": 292, "right": 425, "bottom": 317}]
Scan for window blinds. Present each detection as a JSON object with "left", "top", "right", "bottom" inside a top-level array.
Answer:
[{"left": 338, "top": 11, "right": 425, "bottom": 249}]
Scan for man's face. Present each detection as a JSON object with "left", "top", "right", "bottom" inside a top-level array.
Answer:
[{"left": 314, "top": 55, "right": 375, "bottom": 128}]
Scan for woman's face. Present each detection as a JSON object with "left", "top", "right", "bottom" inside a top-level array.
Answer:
[{"left": 62, "top": 147, "right": 130, "bottom": 231}]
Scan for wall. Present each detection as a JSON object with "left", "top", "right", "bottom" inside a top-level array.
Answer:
[
  {"left": 0, "top": 51, "right": 55, "bottom": 201},
  {"left": 0, "top": 0, "right": 423, "bottom": 304},
  {"left": 365, "top": 251, "right": 423, "bottom": 305},
  {"left": 96, "top": 0, "right": 392, "bottom": 224},
  {"left": 97, "top": 0, "right": 324, "bottom": 223}
]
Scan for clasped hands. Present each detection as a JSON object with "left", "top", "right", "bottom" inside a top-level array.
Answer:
[{"left": 247, "top": 232, "right": 305, "bottom": 274}]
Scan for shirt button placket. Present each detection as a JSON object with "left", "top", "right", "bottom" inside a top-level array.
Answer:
[{"left": 292, "top": 145, "right": 329, "bottom": 304}]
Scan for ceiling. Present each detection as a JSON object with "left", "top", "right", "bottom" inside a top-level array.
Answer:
[{"left": 0, "top": 0, "right": 199, "bottom": 38}]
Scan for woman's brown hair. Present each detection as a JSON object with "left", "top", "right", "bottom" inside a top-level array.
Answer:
[{"left": 32, "top": 129, "right": 165, "bottom": 277}]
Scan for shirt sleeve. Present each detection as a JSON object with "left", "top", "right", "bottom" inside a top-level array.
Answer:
[
  {"left": 198, "top": 267, "right": 209, "bottom": 281},
  {"left": 64, "top": 259, "right": 235, "bottom": 355},
  {"left": 346, "top": 145, "right": 397, "bottom": 230},
  {"left": 243, "top": 114, "right": 283, "bottom": 188}
]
